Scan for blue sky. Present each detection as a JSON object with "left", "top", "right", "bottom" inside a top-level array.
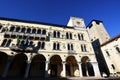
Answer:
[{"left": 0, "top": 0, "right": 119, "bottom": 37}]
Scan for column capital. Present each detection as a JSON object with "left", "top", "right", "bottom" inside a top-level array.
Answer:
[
  {"left": 26, "top": 60, "right": 31, "bottom": 64},
  {"left": 45, "top": 61, "right": 50, "bottom": 63},
  {"left": 77, "top": 62, "right": 82, "bottom": 64},
  {"left": 62, "top": 61, "right": 66, "bottom": 64}
]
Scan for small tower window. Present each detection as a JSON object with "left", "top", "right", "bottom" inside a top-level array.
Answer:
[
  {"left": 116, "top": 47, "right": 120, "bottom": 53},
  {"left": 111, "top": 64, "right": 115, "bottom": 70},
  {"left": 106, "top": 51, "right": 110, "bottom": 56}
]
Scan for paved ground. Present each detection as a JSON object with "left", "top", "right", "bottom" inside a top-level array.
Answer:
[{"left": 0, "top": 77, "right": 120, "bottom": 80}]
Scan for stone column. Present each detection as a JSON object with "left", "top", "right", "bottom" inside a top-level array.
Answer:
[
  {"left": 45, "top": 61, "right": 49, "bottom": 77},
  {"left": 62, "top": 61, "right": 66, "bottom": 77},
  {"left": 2, "top": 57, "right": 12, "bottom": 78},
  {"left": 78, "top": 62, "right": 83, "bottom": 77},
  {"left": 92, "top": 62, "right": 101, "bottom": 77},
  {"left": 24, "top": 60, "right": 31, "bottom": 79}
]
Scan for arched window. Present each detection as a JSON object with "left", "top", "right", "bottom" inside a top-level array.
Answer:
[
  {"left": 15, "top": 27, "right": 20, "bottom": 32},
  {"left": 41, "top": 42, "right": 45, "bottom": 49},
  {"left": 116, "top": 47, "right": 120, "bottom": 53},
  {"left": 81, "top": 45, "right": 84, "bottom": 52},
  {"left": 57, "top": 32, "right": 60, "bottom": 38},
  {"left": 53, "top": 42, "right": 60, "bottom": 50},
  {"left": 81, "top": 34, "right": 84, "bottom": 40},
  {"left": 53, "top": 31, "right": 56, "bottom": 38},
  {"left": 66, "top": 32, "right": 69, "bottom": 39},
  {"left": 6, "top": 39, "right": 12, "bottom": 47},
  {"left": 20, "top": 40, "right": 24, "bottom": 46},
  {"left": 53, "top": 43, "right": 56, "bottom": 50},
  {"left": 37, "top": 42, "right": 41, "bottom": 48},
  {"left": 84, "top": 45, "right": 87, "bottom": 52},
  {"left": 1, "top": 39, "right": 7, "bottom": 46},
  {"left": 78, "top": 34, "right": 81, "bottom": 40},
  {"left": 86, "top": 62, "right": 95, "bottom": 76},
  {"left": 21, "top": 27, "right": 26, "bottom": 33},
  {"left": 57, "top": 43, "right": 60, "bottom": 50},
  {"left": 0, "top": 24, "right": 3, "bottom": 30},
  {"left": 29, "top": 41, "right": 33, "bottom": 47},
  {"left": 71, "top": 44, "right": 73, "bottom": 50},
  {"left": 32, "top": 29, "right": 36, "bottom": 34},
  {"left": 37, "top": 29, "right": 41, "bottom": 34},
  {"left": 42, "top": 29, "right": 46, "bottom": 35},
  {"left": 26, "top": 28, "right": 31, "bottom": 33},
  {"left": 67, "top": 44, "right": 70, "bottom": 50},
  {"left": 1, "top": 28, "right": 6, "bottom": 32},
  {"left": 70, "top": 33, "right": 72, "bottom": 39},
  {"left": 9, "top": 26, "right": 15, "bottom": 32}
]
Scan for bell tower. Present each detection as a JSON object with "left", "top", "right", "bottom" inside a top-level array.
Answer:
[{"left": 67, "top": 16, "right": 86, "bottom": 29}]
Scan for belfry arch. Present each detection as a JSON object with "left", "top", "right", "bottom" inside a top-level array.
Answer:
[
  {"left": 0, "top": 52, "right": 8, "bottom": 77},
  {"left": 29, "top": 54, "right": 46, "bottom": 77},
  {"left": 81, "top": 56, "right": 95, "bottom": 76},
  {"left": 66, "top": 56, "right": 79, "bottom": 77},
  {"left": 49, "top": 55, "right": 62, "bottom": 77},
  {"left": 7, "top": 53, "right": 27, "bottom": 77}
]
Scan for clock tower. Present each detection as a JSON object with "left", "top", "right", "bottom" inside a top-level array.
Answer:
[{"left": 67, "top": 16, "right": 86, "bottom": 29}]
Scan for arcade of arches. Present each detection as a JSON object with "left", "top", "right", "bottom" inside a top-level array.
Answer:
[{"left": 0, "top": 52, "right": 96, "bottom": 78}]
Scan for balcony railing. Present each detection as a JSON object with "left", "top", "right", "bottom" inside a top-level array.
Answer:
[
  {"left": 3, "top": 31, "right": 48, "bottom": 40},
  {"left": 9, "top": 44, "right": 39, "bottom": 53}
]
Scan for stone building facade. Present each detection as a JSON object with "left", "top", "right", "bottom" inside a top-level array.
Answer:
[
  {"left": 0, "top": 17, "right": 100, "bottom": 78},
  {"left": 101, "top": 34, "right": 120, "bottom": 77}
]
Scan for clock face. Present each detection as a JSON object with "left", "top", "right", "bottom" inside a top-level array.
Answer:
[
  {"left": 75, "top": 21, "right": 82, "bottom": 27},
  {"left": 77, "top": 21, "right": 81, "bottom": 25}
]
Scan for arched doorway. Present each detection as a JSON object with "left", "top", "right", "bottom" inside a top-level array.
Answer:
[
  {"left": 81, "top": 56, "right": 95, "bottom": 76},
  {"left": 29, "top": 54, "right": 46, "bottom": 77},
  {"left": 66, "top": 56, "right": 78, "bottom": 77},
  {"left": 49, "top": 55, "right": 62, "bottom": 77},
  {"left": 0, "top": 52, "right": 8, "bottom": 77},
  {"left": 7, "top": 53, "right": 27, "bottom": 77}
]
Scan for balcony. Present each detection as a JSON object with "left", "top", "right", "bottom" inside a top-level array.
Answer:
[
  {"left": 3, "top": 31, "right": 48, "bottom": 41},
  {"left": 9, "top": 44, "right": 39, "bottom": 53}
]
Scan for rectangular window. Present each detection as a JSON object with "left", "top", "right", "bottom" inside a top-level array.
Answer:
[
  {"left": 53, "top": 42, "right": 60, "bottom": 50},
  {"left": 81, "top": 44, "right": 87, "bottom": 52},
  {"left": 1, "top": 39, "right": 12, "bottom": 47}
]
